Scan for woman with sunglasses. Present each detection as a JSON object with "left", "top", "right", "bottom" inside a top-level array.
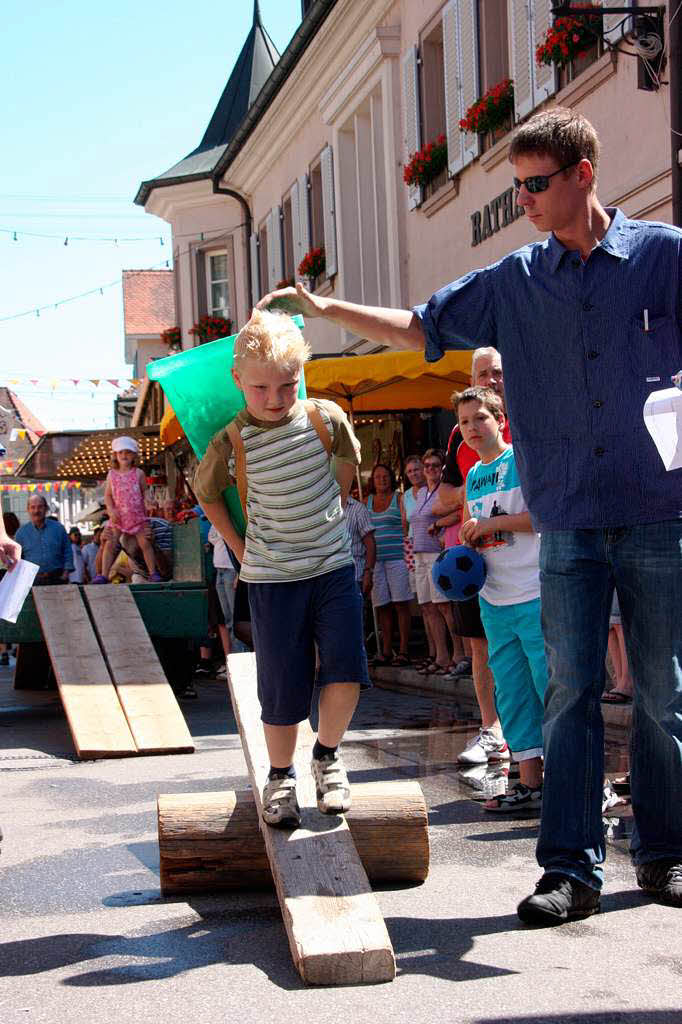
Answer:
[
  {"left": 367, "top": 462, "right": 413, "bottom": 667},
  {"left": 409, "top": 450, "right": 463, "bottom": 676}
]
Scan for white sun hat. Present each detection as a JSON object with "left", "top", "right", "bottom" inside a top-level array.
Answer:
[{"left": 111, "top": 435, "right": 139, "bottom": 454}]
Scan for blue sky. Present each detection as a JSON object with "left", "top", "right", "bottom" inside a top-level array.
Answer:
[{"left": 2, "top": 0, "right": 300, "bottom": 430}]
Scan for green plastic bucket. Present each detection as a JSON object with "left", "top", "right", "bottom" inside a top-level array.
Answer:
[{"left": 147, "top": 315, "right": 306, "bottom": 536}]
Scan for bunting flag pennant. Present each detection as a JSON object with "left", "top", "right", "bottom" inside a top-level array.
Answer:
[
  {"left": 107, "top": 378, "right": 119, "bottom": 386},
  {"left": 72, "top": 379, "right": 80, "bottom": 386},
  {"left": 30, "top": 380, "right": 39, "bottom": 386},
  {"left": 90, "top": 379, "right": 100, "bottom": 387}
]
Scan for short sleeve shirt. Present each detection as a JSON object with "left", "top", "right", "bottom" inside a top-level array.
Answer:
[{"left": 194, "top": 399, "right": 359, "bottom": 583}]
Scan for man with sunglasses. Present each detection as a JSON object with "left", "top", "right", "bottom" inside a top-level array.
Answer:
[{"left": 260, "top": 106, "right": 682, "bottom": 924}]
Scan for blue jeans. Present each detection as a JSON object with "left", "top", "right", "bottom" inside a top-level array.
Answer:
[{"left": 537, "top": 522, "right": 682, "bottom": 890}]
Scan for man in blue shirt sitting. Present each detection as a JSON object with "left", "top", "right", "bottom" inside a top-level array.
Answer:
[
  {"left": 16, "top": 495, "right": 73, "bottom": 584},
  {"left": 260, "top": 106, "right": 682, "bottom": 924}
]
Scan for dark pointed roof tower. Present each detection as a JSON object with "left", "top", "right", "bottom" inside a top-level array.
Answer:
[{"left": 135, "top": 1, "right": 279, "bottom": 204}]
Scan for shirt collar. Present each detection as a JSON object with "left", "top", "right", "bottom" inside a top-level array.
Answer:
[{"left": 545, "top": 207, "right": 630, "bottom": 273}]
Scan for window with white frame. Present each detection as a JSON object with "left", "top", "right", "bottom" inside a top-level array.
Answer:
[
  {"left": 206, "top": 251, "right": 230, "bottom": 318},
  {"left": 478, "top": 0, "right": 509, "bottom": 94},
  {"left": 310, "top": 158, "right": 324, "bottom": 252},
  {"left": 282, "top": 192, "right": 295, "bottom": 284}
]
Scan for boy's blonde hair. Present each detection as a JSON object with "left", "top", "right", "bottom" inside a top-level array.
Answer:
[{"left": 233, "top": 309, "right": 311, "bottom": 372}]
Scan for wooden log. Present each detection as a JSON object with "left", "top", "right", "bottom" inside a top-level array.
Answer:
[
  {"left": 226, "top": 651, "right": 396, "bottom": 985},
  {"left": 84, "top": 586, "right": 194, "bottom": 755},
  {"left": 158, "top": 783, "right": 429, "bottom": 895},
  {"left": 32, "top": 586, "right": 137, "bottom": 759}
]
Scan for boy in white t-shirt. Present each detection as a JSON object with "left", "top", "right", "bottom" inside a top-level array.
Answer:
[{"left": 457, "top": 386, "right": 549, "bottom": 814}]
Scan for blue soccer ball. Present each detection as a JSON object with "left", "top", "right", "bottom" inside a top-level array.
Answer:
[{"left": 431, "top": 544, "right": 487, "bottom": 601}]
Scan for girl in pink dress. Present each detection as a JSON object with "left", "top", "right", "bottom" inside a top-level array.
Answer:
[{"left": 96, "top": 437, "right": 161, "bottom": 583}]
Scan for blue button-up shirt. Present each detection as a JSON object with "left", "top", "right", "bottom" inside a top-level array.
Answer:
[
  {"left": 413, "top": 208, "right": 682, "bottom": 530},
  {"left": 15, "top": 518, "right": 74, "bottom": 574}
]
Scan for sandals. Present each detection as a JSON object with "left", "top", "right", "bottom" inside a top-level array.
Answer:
[
  {"left": 391, "top": 653, "right": 411, "bottom": 667},
  {"left": 371, "top": 654, "right": 392, "bottom": 668},
  {"left": 601, "top": 689, "right": 632, "bottom": 704},
  {"left": 418, "top": 662, "right": 451, "bottom": 676}
]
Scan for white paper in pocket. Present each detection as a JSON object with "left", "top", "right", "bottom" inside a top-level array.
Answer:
[{"left": 643, "top": 387, "right": 682, "bottom": 470}]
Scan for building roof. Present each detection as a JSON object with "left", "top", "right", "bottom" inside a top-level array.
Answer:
[
  {"left": 135, "top": 1, "right": 280, "bottom": 206},
  {"left": 122, "top": 269, "right": 176, "bottom": 336},
  {"left": 0, "top": 388, "right": 46, "bottom": 475}
]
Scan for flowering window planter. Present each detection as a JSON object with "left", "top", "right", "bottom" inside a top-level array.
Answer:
[
  {"left": 460, "top": 79, "right": 514, "bottom": 147},
  {"left": 404, "top": 134, "right": 448, "bottom": 191},
  {"left": 535, "top": 6, "right": 602, "bottom": 70},
  {"left": 160, "top": 326, "right": 182, "bottom": 352},
  {"left": 298, "top": 247, "right": 326, "bottom": 290},
  {"left": 189, "top": 315, "right": 232, "bottom": 345}
]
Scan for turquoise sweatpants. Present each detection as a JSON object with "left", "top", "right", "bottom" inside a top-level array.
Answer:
[{"left": 479, "top": 596, "right": 549, "bottom": 761}]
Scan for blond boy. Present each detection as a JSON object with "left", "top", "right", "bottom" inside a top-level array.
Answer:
[{"left": 194, "top": 310, "right": 369, "bottom": 828}]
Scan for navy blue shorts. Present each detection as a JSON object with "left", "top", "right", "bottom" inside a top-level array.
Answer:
[{"left": 248, "top": 564, "right": 371, "bottom": 725}]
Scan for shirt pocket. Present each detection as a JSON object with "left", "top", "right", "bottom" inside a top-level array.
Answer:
[
  {"left": 630, "top": 314, "right": 681, "bottom": 388},
  {"left": 514, "top": 439, "right": 568, "bottom": 522}
]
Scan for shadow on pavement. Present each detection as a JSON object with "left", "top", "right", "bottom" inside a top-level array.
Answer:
[
  {"left": 387, "top": 889, "right": 650, "bottom": 982},
  {"left": 0, "top": 904, "right": 300, "bottom": 990}
]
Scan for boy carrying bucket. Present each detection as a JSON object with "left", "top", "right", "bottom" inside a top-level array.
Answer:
[{"left": 194, "top": 309, "right": 370, "bottom": 828}]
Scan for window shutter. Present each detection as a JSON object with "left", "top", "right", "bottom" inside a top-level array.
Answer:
[
  {"left": 443, "top": 0, "right": 463, "bottom": 176},
  {"left": 402, "top": 45, "right": 423, "bottom": 208},
  {"left": 290, "top": 180, "right": 301, "bottom": 275},
  {"left": 531, "top": 0, "right": 556, "bottom": 103},
  {"left": 602, "top": 0, "right": 630, "bottom": 46},
  {"left": 249, "top": 232, "right": 260, "bottom": 306},
  {"left": 510, "top": 0, "right": 533, "bottom": 122},
  {"left": 269, "top": 205, "right": 283, "bottom": 290},
  {"left": 458, "top": 0, "right": 480, "bottom": 168},
  {"left": 321, "top": 145, "right": 337, "bottom": 277},
  {"left": 298, "top": 173, "right": 311, "bottom": 264},
  {"left": 196, "top": 251, "right": 207, "bottom": 317}
]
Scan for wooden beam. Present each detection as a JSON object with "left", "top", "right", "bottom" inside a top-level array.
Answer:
[
  {"left": 226, "top": 652, "right": 395, "bottom": 986},
  {"left": 84, "top": 586, "right": 194, "bottom": 755},
  {"left": 32, "top": 586, "right": 137, "bottom": 759},
  {"left": 157, "top": 783, "right": 430, "bottom": 894}
]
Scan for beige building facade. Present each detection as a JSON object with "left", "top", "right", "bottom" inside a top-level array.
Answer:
[{"left": 137, "top": 0, "right": 673, "bottom": 362}]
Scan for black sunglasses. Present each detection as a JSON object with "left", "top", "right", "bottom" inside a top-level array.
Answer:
[{"left": 513, "top": 161, "right": 579, "bottom": 195}]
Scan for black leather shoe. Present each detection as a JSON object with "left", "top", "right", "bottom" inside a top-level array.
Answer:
[
  {"left": 517, "top": 872, "right": 600, "bottom": 925},
  {"left": 636, "top": 860, "right": 682, "bottom": 907}
]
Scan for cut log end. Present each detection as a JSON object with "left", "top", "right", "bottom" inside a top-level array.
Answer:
[{"left": 158, "top": 782, "right": 429, "bottom": 895}]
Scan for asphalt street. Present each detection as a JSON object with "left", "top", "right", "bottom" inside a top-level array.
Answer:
[{"left": 0, "top": 666, "right": 679, "bottom": 1024}]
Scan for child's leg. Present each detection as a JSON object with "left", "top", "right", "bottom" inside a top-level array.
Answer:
[
  {"left": 100, "top": 526, "right": 121, "bottom": 577},
  {"left": 479, "top": 599, "right": 544, "bottom": 762},
  {"left": 614, "top": 624, "right": 633, "bottom": 694},
  {"left": 263, "top": 723, "right": 300, "bottom": 770},
  {"left": 376, "top": 603, "right": 393, "bottom": 658},
  {"left": 136, "top": 529, "right": 157, "bottom": 575},
  {"left": 607, "top": 625, "right": 623, "bottom": 684},
  {"left": 313, "top": 566, "right": 371, "bottom": 813}
]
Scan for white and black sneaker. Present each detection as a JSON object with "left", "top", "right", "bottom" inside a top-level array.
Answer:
[
  {"left": 311, "top": 752, "right": 351, "bottom": 814},
  {"left": 261, "top": 775, "right": 301, "bottom": 829},
  {"left": 484, "top": 782, "right": 542, "bottom": 814}
]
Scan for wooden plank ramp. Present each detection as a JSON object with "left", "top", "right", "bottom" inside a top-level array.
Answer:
[
  {"left": 84, "top": 585, "right": 194, "bottom": 755},
  {"left": 226, "top": 651, "right": 395, "bottom": 986},
  {"left": 32, "top": 586, "right": 137, "bottom": 759}
]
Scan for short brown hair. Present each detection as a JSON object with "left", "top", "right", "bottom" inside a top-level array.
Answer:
[
  {"left": 422, "top": 448, "right": 445, "bottom": 465},
  {"left": 509, "top": 107, "right": 600, "bottom": 191},
  {"left": 452, "top": 386, "right": 504, "bottom": 421}
]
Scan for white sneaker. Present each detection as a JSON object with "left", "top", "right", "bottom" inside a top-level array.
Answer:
[
  {"left": 457, "top": 728, "right": 510, "bottom": 765},
  {"left": 311, "top": 752, "right": 351, "bottom": 814},
  {"left": 261, "top": 775, "right": 301, "bottom": 829}
]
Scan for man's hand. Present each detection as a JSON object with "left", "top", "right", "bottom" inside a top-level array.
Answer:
[
  {"left": 460, "top": 517, "right": 493, "bottom": 546},
  {"left": 257, "top": 281, "right": 326, "bottom": 318},
  {"left": 361, "top": 567, "right": 373, "bottom": 596},
  {"left": 0, "top": 538, "right": 21, "bottom": 571}
]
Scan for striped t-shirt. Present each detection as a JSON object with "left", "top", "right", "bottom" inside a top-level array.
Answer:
[
  {"left": 194, "top": 398, "right": 360, "bottom": 584},
  {"left": 367, "top": 491, "right": 405, "bottom": 562}
]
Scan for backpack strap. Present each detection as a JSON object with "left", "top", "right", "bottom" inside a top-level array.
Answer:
[
  {"left": 226, "top": 420, "right": 247, "bottom": 522},
  {"left": 226, "top": 403, "right": 332, "bottom": 526},
  {"left": 303, "top": 399, "right": 333, "bottom": 457}
]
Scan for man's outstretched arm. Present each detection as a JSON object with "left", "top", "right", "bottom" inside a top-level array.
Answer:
[{"left": 257, "top": 282, "right": 424, "bottom": 351}]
